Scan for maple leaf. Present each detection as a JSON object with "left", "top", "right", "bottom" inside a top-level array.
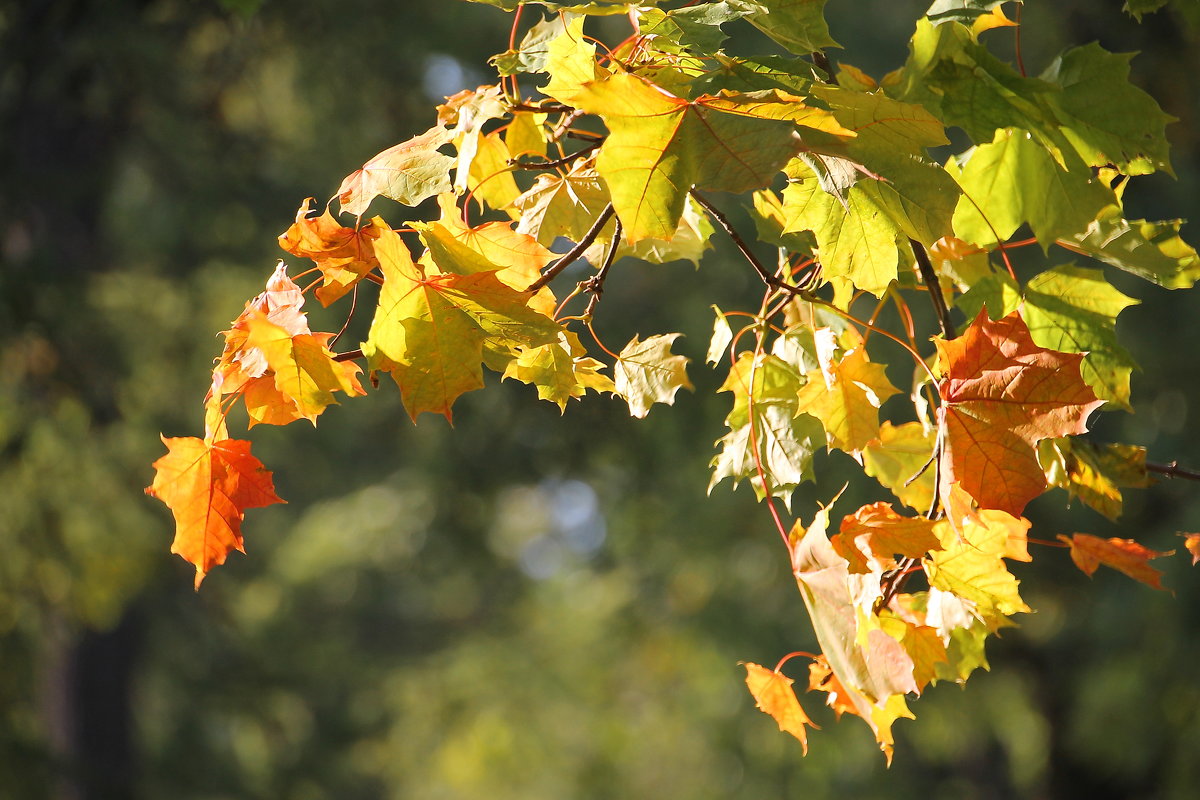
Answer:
[
  {"left": 742, "top": 662, "right": 817, "bottom": 753},
  {"left": 709, "top": 351, "right": 824, "bottom": 504},
  {"left": 502, "top": 330, "right": 615, "bottom": 411},
  {"left": 862, "top": 421, "right": 937, "bottom": 514},
  {"left": 513, "top": 160, "right": 612, "bottom": 248},
  {"left": 1038, "top": 438, "right": 1151, "bottom": 521},
  {"left": 572, "top": 73, "right": 852, "bottom": 241},
  {"left": 741, "top": 0, "right": 838, "bottom": 54},
  {"left": 924, "top": 506, "right": 1032, "bottom": 626},
  {"left": 935, "top": 310, "right": 1104, "bottom": 515},
  {"left": 278, "top": 198, "right": 385, "bottom": 306},
  {"left": 336, "top": 124, "right": 455, "bottom": 217},
  {"left": 244, "top": 313, "right": 366, "bottom": 422},
  {"left": 1066, "top": 204, "right": 1200, "bottom": 290},
  {"left": 145, "top": 436, "right": 284, "bottom": 589},
  {"left": 363, "top": 228, "right": 561, "bottom": 421},
  {"left": 790, "top": 506, "right": 919, "bottom": 760},
  {"left": 613, "top": 333, "right": 693, "bottom": 419},
  {"left": 832, "top": 502, "right": 941, "bottom": 574},
  {"left": 1183, "top": 534, "right": 1200, "bottom": 566},
  {"left": 796, "top": 345, "right": 899, "bottom": 453},
  {"left": 1057, "top": 533, "right": 1173, "bottom": 591},
  {"left": 540, "top": 15, "right": 610, "bottom": 107}
]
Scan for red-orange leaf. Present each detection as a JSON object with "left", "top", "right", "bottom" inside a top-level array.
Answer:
[
  {"left": 832, "top": 502, "right": 941, "bottom": 573},
  {"left": 145, "top": 436, "right": 284, "bottom": 588},
  {"left": 1057, "top": 533, "right": 1173, "bottom": 590},
  {"left": 278, "top": 198, "right": 385, "bottom": 306},
  {"left": 935, "top": 310, "right": 1104, "bottom": 515},
  {"left": 743, "top": 662, "right": 816, "bottom": 753}
]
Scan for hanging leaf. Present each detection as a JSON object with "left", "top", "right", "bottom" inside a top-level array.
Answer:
[
  {"left": 1038, "top": 438, "right": 1151, "bottom": 521},
  {"left": 796, "top": 346, "right": 900, "bottom": 453},
  {"left": 613, "top": 333, "right": 693, "bottom": 418},
  {"left": 278, "top": 198, "right": 386, "bottom": 305},
  {"left": 337, "top": 124, "right": 455, "bottom": 216},
  {"left": 145, "top": 436, "right": 284, "bottom": 589},
  {"left": 742, "top": 662, "right": 817, "bottom": 753}
]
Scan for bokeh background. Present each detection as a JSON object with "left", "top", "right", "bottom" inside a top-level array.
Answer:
[{"left": 3, "top": 1, "right": 1200, "bottom": 798}]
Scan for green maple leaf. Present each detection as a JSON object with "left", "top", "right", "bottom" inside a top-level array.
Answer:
[
  {"left": 709, "top": 351, "right": 824, "bottom": 504},
  {"left": 739, "top": 0, "right": 839, "bottom": 54},
  {"left": 614, "top": 333, "right": 693, "bottom": 418},
  {"left": 573, "top": 73, "right": 852, "bottom": 242},
  {"left": 949, "top": 127, "right": 1115, "bottom": 248},
  {"left": 541, "top": 16, "right": 608, "bottom": 107},
  {"left": 781, "top": 146, "right": 957, "bottom": 296},
  {"left": 810, "top": 84, "right": 950, "bottom": 154},
  {"left": 1066, "top": 204, "right": 1200, "bottom": 289},
  {"left": 636, "top": 3, "right": 752, "bottom": 54},
  {"left": 1039, "top": 43, "right": 1175, "bottom": 176},
  {"left": 863, "top": 421, "right": 938, "bottom": 514},
  {"left": 491, "top": 13, "right": 575, "bottom": 76}
]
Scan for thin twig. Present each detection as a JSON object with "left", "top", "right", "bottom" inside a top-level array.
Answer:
[
  {"left": 526, "top": 204, "right": 615, "bottom": 292},
  {"left": 329, "top": 284, "right": 359, "bottom": 349},
  {"left": 582, "top": 216, "right": 623, "bottom": 320},
  {"left": 333, "top": 348, "right": 363, "bottom": 362},
  {"left": 509, "top": 101, "right": 574, "bottom": 115},
  {"left": 910, "top": 238, "right": 957, "bottom": 340},
  {"left": 510, "top": 139, "right": 601, "bottom": 171},
  {"left": 690, "top": 189, "right": 805, "bottom": 298},
  {"left": 1147, "top": 461, "right": 1200, "bottom": 482}
]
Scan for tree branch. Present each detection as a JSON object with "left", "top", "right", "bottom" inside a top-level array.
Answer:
[
  {"left": 690, "top": 189, "right": 806, "bottom": 298},
  {"left": 510, "top": 139, "right": 600, "bottom": 171},
  {"left": 1147, "top": 460, "right": 1200, "bottom": 482},
  {"left": 333, "top": 348, "right": 363, "bottom": 362},
  {"left": 910, "top": 238, "right": 957, "bottom": 340},
  {"left": 525, "top": 204, "right": 615, "bottom": 293},
  {"left": 582, "top": 216, "right": 622, "bottom": 320}
]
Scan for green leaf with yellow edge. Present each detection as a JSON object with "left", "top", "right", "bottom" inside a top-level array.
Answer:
[
  {"left": 790, "top": 506, "right": 917, "bottom": 762},
  {"left": 796, "top": 346, "right": 899, "bottom": 453},
  {"left": 490, "top": 13, "right": 575, "bottom": 77},
  {"left": 1038, "top": 438, "right": 1151, "bottom": 521},
  {"left": 949, "top": 127, "right": 1115, "bottom": 248},
  {"left": 573, "top": 73, "right": 850, "bottom": 241},
  {"left": 244, "top": 314, "right": 367, "bottom": 423},
  {"left": 863, "top": 421, "right": 937, "bottom": 513},
  {"left": 1067, "top": 204, "right": 1200, "bottom": 289},
  {"left": 740, "top": 0, "right": 839, "bottom": 54},
  {"left": 614, "top": 333, "right": 693, "bottom": 418},
  {"left": 709, "top": 351, "right": 824, "bottom": 504},
  {"left": 1022, "top": 265, "right": 1139, "bottom": 410},
  {"left": 503, "top": 330, "right": 615, "bottom": 411}
]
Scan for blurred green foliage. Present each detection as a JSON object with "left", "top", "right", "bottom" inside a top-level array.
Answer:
[{"left": 2, "top": 1, "right": 1200, "bottom": 798}]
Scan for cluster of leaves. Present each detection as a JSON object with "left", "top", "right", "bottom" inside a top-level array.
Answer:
[{"left": 147, "top": 0, "right": 1200, "bottom": 759}]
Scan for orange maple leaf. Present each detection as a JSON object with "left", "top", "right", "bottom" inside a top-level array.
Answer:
[
  {"left": 936, "top": 310, "right": 1104, "bottom": 515},
  {"left": 278, "top": 198, "right": 385, "bottom": 306},
  {"left": 1183, "top": 533, "right": 1200, "bottom": 566},
  {"left": 145, "top": 436, "right": 284, "bottom": 588},
  {"left": 832, "top": 501, "right": 942, "bottom": 573},
  {"left": 743, "top": 662, "right": 817, "bottom": 753},
  {"left": 1057, "top": 533, "right": 1173, "bottom": 590}
]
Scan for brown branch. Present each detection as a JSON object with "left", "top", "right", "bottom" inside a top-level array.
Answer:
[
  {"left": 689, "top": 189, "right": 805, "bottom": 298},
  {"left": 910, "top": 238, "right": 957, "bottom": 340},
  {"left": 525, "top": 204, "right": 615, "bottom": 293},
  {"left": 510, "top": 139, "right": 600, "bottom": 171},
  {"left": 509, "top": 101, "right": 574, "bottom": 115},
  {"left": 333, "top": 348, "right": 363, "bottom": 362},
  {"left": 582, "top": 216, "right": 622, "bottom": 320},
  {"left": 1147, "top": 460, "right": 1200, "bottom": 482}
]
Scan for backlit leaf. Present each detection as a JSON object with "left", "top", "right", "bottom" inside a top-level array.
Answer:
[
  {"left": 614, "top": 333, "right": 693, "bottom": 418},
  {"left": 935, "top": 310, "right": 1104, "bottom": 515},
  {"left": 278, "top": 198, "right": 385, "bottom": 305},
  {"left": 145, "top": 436, "right": 284, "bottom": 589},
  {"left": 1057, "top": 533, "right": 1172, "bottom": 590},
  {"left": 1066, "top": 204, "right": 1200, "bottom": 289},
  {"left": 337, "top": 125, "right": 455, "bottom": 216},
  {"left": 742, "top": 662, "right": 816, "bottom": 752},
  {"left": 1038, "top": 438, "right": 1151, "bottom": 520},
  {"left": 244, "top": 314, "right": 366, "bottom": 422},
  {"left": 741, "top": 0, "right": 839, "bottom": 54},
  {"left": 832, "top": 502, "right": 941, "bottom": 574},
  {"left": 862, "top": 421, "right": 937, "bottom": 513},
  {"left": 795, "top": 346, "right": 899, "bottom": 453},
  {"left": 503, "top": 330, "right": 615, "bottom": 410}
]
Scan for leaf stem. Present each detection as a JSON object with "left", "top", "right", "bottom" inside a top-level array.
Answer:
[
  {"left": 690, "top": 189, "right": 806, "bottom": 298},
  {"left": 773, "top": 651, "right": 820, "bottom": 673}
]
